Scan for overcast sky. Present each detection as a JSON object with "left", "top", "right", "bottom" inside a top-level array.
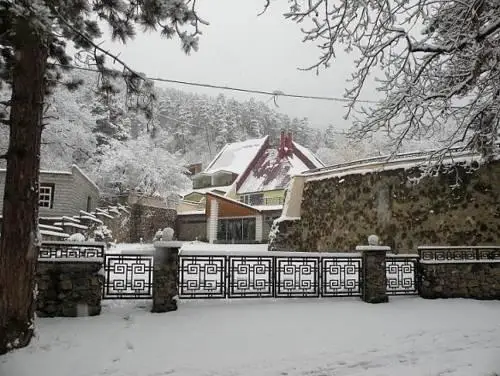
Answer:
[{"left": 102, "top": 0, "right": 378, "bottom": 130}]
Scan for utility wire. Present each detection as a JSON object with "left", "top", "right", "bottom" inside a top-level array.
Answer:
[{"left": 51, "top": 63, "right": 378, "bottom": 104}]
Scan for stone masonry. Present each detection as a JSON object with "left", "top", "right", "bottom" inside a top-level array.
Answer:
[
  {"left": 36, "top": 260, "right": 102, "bottom": 317},
  {"left": 271, "top": 160, "right": 500, "bottom": 252},
  {"left": 358, "top": 245, "right": 389, "bottom": 303},
  {"left": 151, "top": 242, "right": 182, "bottom": 313},
  {"left": 130, "top": 204, "right": 176, "bottom": 243},
  {"left": 420, "top": 261, "right": 500, "bottom": 299}
]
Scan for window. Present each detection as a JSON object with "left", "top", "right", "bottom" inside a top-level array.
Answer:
[
  {"left": 217, "top": 218, "right": 256, "bottom": 243},
  {"left": 239, "top": 193, "right": 264, "bottom": 206},
  {"left": 39, "top": 184, "right": 54, "bottom": 208}
]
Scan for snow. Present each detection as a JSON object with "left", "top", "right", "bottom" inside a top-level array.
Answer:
[
  {"left": 204, "top": 136, "right": 268, "bottom": 175},
  {"left": 54, "top": 222, "right": 88, "bottom": 230},
  {"left": 37, "top": 257, "right": 104, "bottom": 263},
  {"left": 2, "top": 298, "right": 500, "bottom": 376},
  {"left": 94, "top": 211, "right": 114, "bottom": 219},
  {"left": 420, "top": 259, "right": 500, "bottom": 264},
  {"left": 180, "top": 241, "right": 269, "bottom": 253},
  {"left": 79, "top": 215, "right": 104, "bottom": 224},
  {"left": 39, "top": 224, "right": 64, "bottom": 232},
  {"left": 303, "top": 150, "right": 484, "bottom": 182},
  {"left": 184, "top": 185, "right": 232, "bottom": 195},
  {"left": 71, "top": 164, "right": 100, "bottom": 193},
  {"left": 387, "top": 253, "right": 420, "bottom": 258},
  {"left": 356, "top": 245, "right": 392, "bottom": 252},
  {"left": 418, "top": 245, "right": 500, "bottom": 250},
  {"left": 180, "top": 248, "right": 359, "bottom": 257},
  {"left": 79, "top": 210, "right": 97, "bottom": 219},
  {"left": 237, "top": 148, "right": 312, "bottom": 194},
  {"left": 293, "top": 141, "right": 326, "bottom": 168},
  {"left": 177, "top": 210, "right": 206, "bottom": 216},
  {"left": 39, "top": 230, "right": 70, "bottom": 238},
  {"left": 207, "top": 192, "right": 262, "bottom": 212},
  {"left": 62, "top": 216, "right": 81, "bottom": 223},
  {"left": 252, "top": 204, "right": 283, "bottom": 211},
  {"left": 107, "top": 243, "right": 156, "bottom": 255}
]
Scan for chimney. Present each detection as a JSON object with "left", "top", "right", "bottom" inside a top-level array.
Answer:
[
  {"left": 278, "top": 130, "right": 286, "bottom": 158},
  {"left": 286, "top": 131, "right": 294, "bottom": 155}
]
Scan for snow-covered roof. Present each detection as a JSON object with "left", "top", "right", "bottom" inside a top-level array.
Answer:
[
  {"left": 206, "top": 192, "right": 262, "bottom": 213},
  {"left": 300, "top": 149, "right": 500, "bottom": 182},
  {"left": 178, "top": 210, "right": 206, "bottom": 216},
  {"left": 252, "top": 204, "right": 284, "bottom": 211},
  {"left": 294, "top": 141, "right": 325, "bottom": 168},
  {"left": 237, "top": 145, "right": 322, "bottom": 194},
  {"left": 182, "top": 185, "right": 232, "bottom": 197},
  {"left": 204, "top": 136, "right": 268, "bottom": 175},
  {"left": 0, "top": 165, "right": 99, "bottom": 193}
]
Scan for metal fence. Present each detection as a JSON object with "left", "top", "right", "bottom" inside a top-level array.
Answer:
[
  {"left": 418, "top": 246, "right": 500, "bottom": 261},
  {"left": 178, "top": 253, "right": 362, "bottom": 299},
  {"left": 102, "top": 254, "right": 154, "bottom": 299},
  {"left": 39, "top": 241, "right": 105, "bottom": 259},
  {"left": 386, "top": 255, "right": 419, "bottom": 295}
]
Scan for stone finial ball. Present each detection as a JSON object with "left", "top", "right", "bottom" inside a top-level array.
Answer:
[
  {"left": 367, "top": 234, "right": 379, "bottom": 246},
  {"left": 162, "top": 227, "right": 175, "bottom": 241}
]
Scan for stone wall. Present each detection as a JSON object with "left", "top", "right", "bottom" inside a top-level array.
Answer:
[
  {"left": 101, "top": 211, "right": 131, "bottom": 243},
  {"left": 271, "top": 160, "right": 500, "bottom": 252},
  {"left": 176, "top": 214, "right": 207, "bottom": 241},
  {"left": 36, "top": 260, "right": 102, "bottom": 317},
  {"left": 130, "top": 204, "right": 176, "bottom": 242},
  {"left": 420, "top": 261, "right": 500, "bottom": 299},
  {"left": 268, "top": 219, "right": 302, "bottom": 251}
]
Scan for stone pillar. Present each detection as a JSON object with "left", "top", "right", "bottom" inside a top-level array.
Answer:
[
  {"left": 356, "top": 245, "right": 390, "bottom": 304},
  {"left": 151, "top": 241, "right": 183, "bottom": 313},
  {"left": 36, "top": 260, "right": 103, "bottom": 317}
]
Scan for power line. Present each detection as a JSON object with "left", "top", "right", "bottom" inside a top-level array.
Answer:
[{"left": 51, "top": 63, "right": 377, "bottom": 104}]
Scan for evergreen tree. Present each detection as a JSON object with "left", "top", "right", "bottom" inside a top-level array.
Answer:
[{"left": 0, "top": 0, "right": 205, "bottom": 354}]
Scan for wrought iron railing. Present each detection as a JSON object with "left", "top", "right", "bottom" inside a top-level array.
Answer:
[
  {"left": 102, "top": 254, "right": 154, "bottom": 299},
  {"left": 418, "top": 246, "right": 500, "bottom": 261},
  {"left": 39, "top": 241, "right": 105, "bottom": 259},
  {"left": 178, "top": 252, "right": 362, "bottom": 299},
  {"left": 386, "top": 255, "right": 419, "bottom": 295},
  {"left": 263, "top": 197, "right": 284, "bottom": 206}
]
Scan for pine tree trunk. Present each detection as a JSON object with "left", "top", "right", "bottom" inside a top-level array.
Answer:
[{"left": 0, "top": 22, "right": 48, "bottom": 354}]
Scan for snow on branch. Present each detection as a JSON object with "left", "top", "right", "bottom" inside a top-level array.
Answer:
[{"left": 278, "top": 0, "right": 500, "bottom": 159}]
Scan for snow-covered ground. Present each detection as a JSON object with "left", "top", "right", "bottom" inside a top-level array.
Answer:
[
  {"left": 107, "top": 241, "right": 269, "bottom": 255},
  {"left": 1, "top": 298, "right": 499, "bottom": 376}
]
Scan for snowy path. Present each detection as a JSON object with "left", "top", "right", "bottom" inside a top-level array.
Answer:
[{"left": 1, "top": 298, "right": 500, "bottom": 376}]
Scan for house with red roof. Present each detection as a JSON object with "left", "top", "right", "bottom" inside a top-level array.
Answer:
[{"left": 177, "top": 132, "right": 324, "bottom": 243}]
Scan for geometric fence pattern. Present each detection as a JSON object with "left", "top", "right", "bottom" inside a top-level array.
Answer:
[
  {"left": 39, "top": 241, "right": 105, "bottom": 259},
  {"left": 102, "top": 254, "right": 154, "bottom": 299},
  {"left": 418, "top": 246, "right": 500, "bottom": 261},
  {"left": 178, "top": 255, "right": 363, "bottom": 299},
  {"left": 385, "top": 256, "right": 419, "bottom": 295}
]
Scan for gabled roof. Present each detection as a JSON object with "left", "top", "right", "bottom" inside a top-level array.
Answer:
[
  {"left": 0, "top": 164, "right": 99, "bottom": 193},
  {"left": 204, "top": 136, "right": 268, "bottom": 175},
  {"left": 236, "top": 141, "right": 324, "bottom": 194},
  {"left": 205, "top": 192, "right": 262, "bottom": 215}
]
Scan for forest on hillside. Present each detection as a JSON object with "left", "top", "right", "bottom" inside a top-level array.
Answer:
[{"left": 0, "top": 69, "right": 430, "bottom": 198}]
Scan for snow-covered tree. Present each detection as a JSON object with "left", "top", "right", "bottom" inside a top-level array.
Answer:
[
  {"left": 280, "top": 0, "right": 500, "bottom": 156},
  {"left": 0, "top": 0, "right": 206, "bottom": 354},
  {"left": 90, "top": 135, "right": 191, "bottom": 200}
]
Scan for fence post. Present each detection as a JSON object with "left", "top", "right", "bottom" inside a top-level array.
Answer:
[
  {"left": 151, "top": 241, "right": 183, "bottom": 313},
  {"left": 356, "top": 236, "right": 390, "bottom": 304}
]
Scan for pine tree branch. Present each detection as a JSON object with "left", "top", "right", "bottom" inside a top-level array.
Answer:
[{"left": 52, "top": 8, "right": 144, "bottom": 81}]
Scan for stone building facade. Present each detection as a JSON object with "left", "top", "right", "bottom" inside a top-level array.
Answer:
[{"left": 270, "top": 156, "right": 500, "bottom": 253}]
